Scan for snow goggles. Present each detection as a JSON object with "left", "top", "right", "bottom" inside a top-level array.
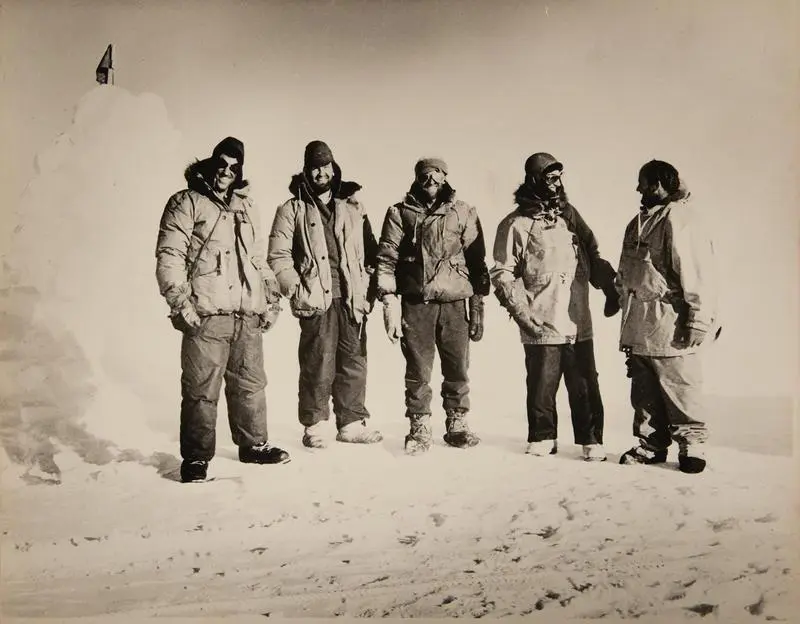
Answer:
[{"left": 416, "top": 168, "right": 446, "bottom": 185}]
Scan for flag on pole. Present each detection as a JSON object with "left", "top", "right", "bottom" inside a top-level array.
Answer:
[{"left": 96, "top": 44, "right": 113, "bottom": 85}]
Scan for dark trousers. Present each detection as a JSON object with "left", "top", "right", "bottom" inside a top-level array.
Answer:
[
  {"left": 628, "top": 353, "right": 706, "bottom": 451},
  {"left": 523, "top": 340, "right": 604, "bottom": 445},
  {"left": 400, "top": 299, "right": 470, "bottom": 416},
  {"left": 180, "top": 314, "right": 268, "bottom": 462},
  {"left": 298, "top": 298, "right": 370, "bottom": 428}
]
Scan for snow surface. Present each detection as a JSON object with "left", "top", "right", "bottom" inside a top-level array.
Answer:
[{"left": 1, "top": 87, "right": 797, "bottom": 622}]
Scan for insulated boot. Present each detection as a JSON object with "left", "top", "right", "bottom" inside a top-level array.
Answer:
[
  {"left": 302, "top": 422, "right": 327, "bottom": 449},
  {"left": 336, "top": 420, "right": 383, "bottom": 444},
  {"left": 525, "top": 440, "right": 558, "bottom": 456},
  {"left": 582, "top": 444, "right": 607, "bottom": 462},
  {"left": 405, "top": 413, "right": 432, "bottom": 455},
  {"left": 619, "top": 445, "right": 668, "bottom": 465},
  {"left": 180, "top": 459, "right": 209, "bottom": 483},
  {"left": 443, "top": 409, "right": 480, "bottom": 448},
  {"left": 678, "top": 441, "right": 706, "bottom": 474},
  {"left": 239, "top": 442, "right": 291, "bottom": 464}
]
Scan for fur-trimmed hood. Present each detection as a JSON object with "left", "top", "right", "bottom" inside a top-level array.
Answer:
[
  {"left": 288, "top": 160, "right": 362, "bottom": 204},
  {"left": 513, "top": 182, "right": 569, "bottom": 217},
  {"left": 183, "top": 159, "right": 250, "bottom": 201}
]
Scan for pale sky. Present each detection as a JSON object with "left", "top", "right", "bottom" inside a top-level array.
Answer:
[{"left": 1, "top": 0, "right": 798, "bottom": 397}]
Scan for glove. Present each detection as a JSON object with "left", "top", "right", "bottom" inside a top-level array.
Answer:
[
  {"left": 493, "top": 283, "right": 511, "bottom": 309},
  {"left": 603, "top": 286, "right": 621, "bottom": 317},
  {"left": 170, "top": 300, "right": 202, "bottom": 334},
  {"left": 468, "top": 295, "right": 484, "bottom": 342},
  {"left": 365, "top": 270, "right": 379, "bottom": 314},
  {"left": 382, "top": 294, "right": 402, "bottom": 344},
  {"left": 259, "top": 302, "right": 282, "bottom": 333},
  {"left": 264, "top": 275, "right": 281, "bottom": 304},
  {"left": 676, "top": 326, "right": 707, "bottom": 347}
]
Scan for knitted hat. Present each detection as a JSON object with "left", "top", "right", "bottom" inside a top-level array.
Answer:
[
  {"left": 304, "top": 140, "right": 334, "bottom": 170},
  {"left": 212, "top": 136, "right": 245, "bottom": 166},
  {"left": 524, "top": 152, "right": 563, "bottom": 178},
  {"left": 415, "top": 157, "right": 448, "bottom": 177}
]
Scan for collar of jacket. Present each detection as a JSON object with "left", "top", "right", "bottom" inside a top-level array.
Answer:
[
  {"left": 513, "top": 182, "right": 567, "bottom": 218},
  {"left": 401, "top": 183, "right": 457, "bottom": 215}
]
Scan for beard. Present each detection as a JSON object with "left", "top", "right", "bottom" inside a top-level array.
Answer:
[
  {"left": 640, "top": 189, "right": 662, "bottom": 208},
  {"left": 310, "top": 178, "right": 332, "bottom": 194},
  {"left": 412, "top": 181, "right": 442, "bottom": 205},
  {"left": 532, "top": 181, "right": 565, "bottom": 201},
  {"left": 421, "top": 182, "right": 440, "bottom": 199}
]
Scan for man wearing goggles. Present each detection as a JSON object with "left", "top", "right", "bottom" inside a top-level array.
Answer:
[
  {"left": 375, "top": 158, "right": 490, "bottom": 455},
  {"left": 491, "top": 153, "right": 618, "bottom": 462}
]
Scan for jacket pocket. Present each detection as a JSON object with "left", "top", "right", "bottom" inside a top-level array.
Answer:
[
  {"left": 525, "top": 272, "right": 573, "bottom": 334},
  {"left": 190, "top": 249, "right": 225, "bottom": 314},
  {"left": 427, "top": 257, "right": 473, "bottom": 302},
  {"left": 451, "top": 257, "right": 470, "bottom": 281},
  {"left": 618, "top": 244, "right": 668, "bottom": 302},
  {"left": 290, "top": 282, "right": 323, "bottom": 318}
]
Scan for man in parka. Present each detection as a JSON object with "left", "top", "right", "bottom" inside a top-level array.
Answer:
[
  {"left": 491, "top": 153, "right": 619, "bottom": 460},
  {"left": 156, "top": 137, "right": 290, "bottom": 483},
  {"left": 268, "top": 140, "right": 383, "bottom": 449},
  {"left": 376, "top": 158, "right": 490, "bottom": 454},
  {"left": 616, "top": 159, "right": 719, "bottom": 474}
]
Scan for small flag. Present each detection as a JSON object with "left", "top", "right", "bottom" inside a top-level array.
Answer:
[{"left": 96, "top": 44, "right": 113, "bottom": 85}]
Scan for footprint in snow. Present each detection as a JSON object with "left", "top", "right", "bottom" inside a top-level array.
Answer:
[
  {"left": 706, "top": 518, "right": 738, "bottom": 533},
  {"left": 329, "top": 534, "right": 354, "bottom": 547},
  {"left": 665, "top": 587, "right": 686, "bottom": 601},
  {"left": 746, "top": 595, "right": 766, "bottom": 616},
  {"left": 558, "top": 498, "right": 575, "bottom": 520},
  {"left": 429, "top": 513, "right": 447, "bottom": 527},
  {"left": 684, "top": 603, "right": 717, "bottom": 616},
  {"left": 535, "top": 526, "right": 559, "bottom": 539}
]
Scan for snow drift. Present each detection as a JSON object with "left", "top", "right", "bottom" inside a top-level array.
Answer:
[{"left": 1, "top": 86, "right": 184, "bottom": 479}]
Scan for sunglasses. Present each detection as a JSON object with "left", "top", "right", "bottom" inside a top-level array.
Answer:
[{"left": 215, "top": 158, "right": 241, "bottom": 174}]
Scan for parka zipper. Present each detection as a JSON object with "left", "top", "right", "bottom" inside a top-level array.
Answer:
[{"left": 407, "top": 199, "right": 448, "bottom": 293}]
